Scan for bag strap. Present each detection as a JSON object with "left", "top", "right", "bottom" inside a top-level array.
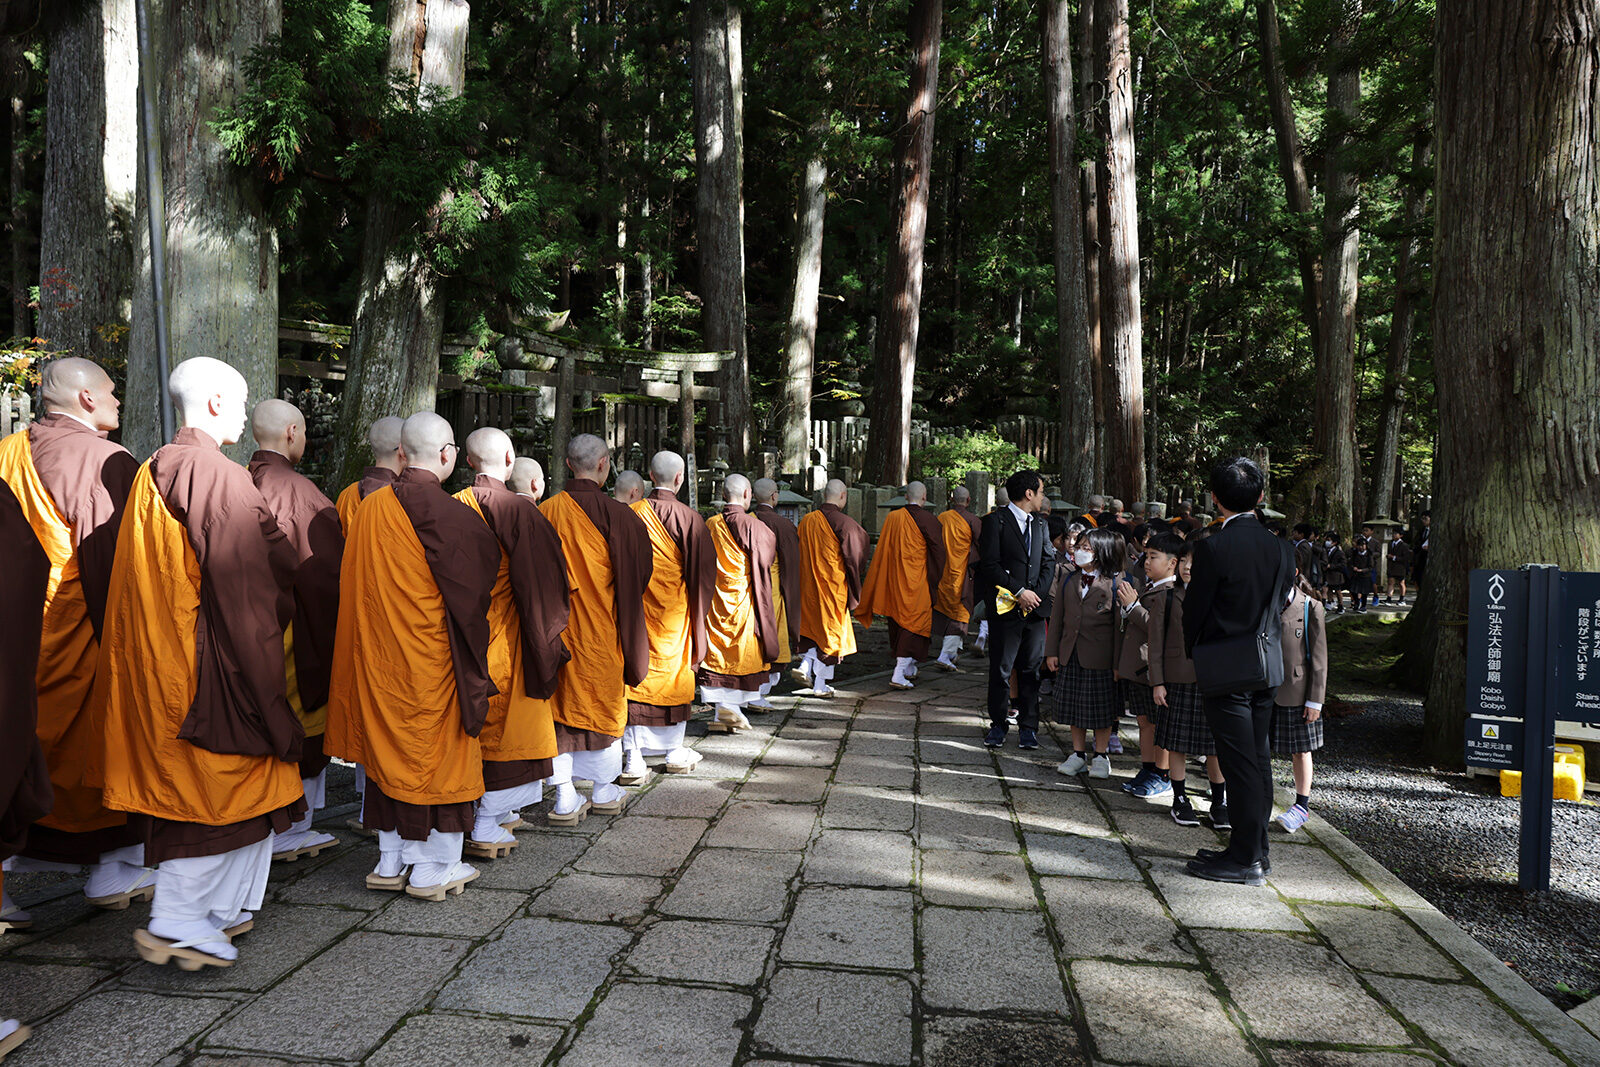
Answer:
[
  {"left": 1302, "top": 596, "right": 1311, "bottom": 666},
  {"left": 1157, "top": 587, "right": 1174, "bottom": 680}
]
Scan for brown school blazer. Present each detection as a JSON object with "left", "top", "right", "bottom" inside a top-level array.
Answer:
[
  {"left": 1146, "top": 585, "right": 1198, "bottom": 686},
  {"left": 1116, "top": 581, "right": 1177, "bottom": 682},
  {"left": 1048, "top": 571, "right": 1119, "bottom": 670},
  {"left": 1275, "top": 587, "right": 1329, "bottom": 707}
]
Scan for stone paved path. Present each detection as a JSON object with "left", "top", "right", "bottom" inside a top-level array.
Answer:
[{"left": 5, "top": 668, "right": 1600, "bottom": 1066}]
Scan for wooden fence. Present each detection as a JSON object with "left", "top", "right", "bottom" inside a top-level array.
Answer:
[{"left": 806, "top": 414, "right": 1058, "bottom": 475}]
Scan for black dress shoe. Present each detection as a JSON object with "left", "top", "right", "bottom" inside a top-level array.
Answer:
[
  {"left": 1186, "top": 855, "right": 1268, "bottom": 886},
  {"left": 1193, "top": 847, "right": 1270, "bottom": 875}
]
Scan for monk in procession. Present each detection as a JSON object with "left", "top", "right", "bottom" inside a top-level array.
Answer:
[
  {"left": 0, "top": 476, "right": 52, "bottom": 1058},
  {"left": 613, "top": 468, "right": 647, "bottom": 505},
  {"left": 933, "top": 485, "right": 982, "bottom": 671},
  {"left": 247, "top": 399, "right": 343, "bottom": 864},
  {"left": 328, "top": 412, "right": 500, "bottom": 901},
  {"left": 796, "top": 479, "right": 868, "bottom": 698},
  {"left": 0, "top": 359, "right": 154, "bottom": 924},
  {"left": 98, "top": 357, "right": 304, "bottom": 970},
  {"left": 540, "top": 434, "right": 653, "bottom": 823},
  {"left": 454, "top": 427, "right": 570, "bottom": 857},
  {"left": 856, "top": 480, "right": 947, "bottom": 690},
  {"left": 508, "top": 456, "right": 544, "bottom": 500},
  {"left": 334, "top": 415, "right": 404, "bottom": 535},
  {"left": 751, "top": 478, "right": 800, "bottom": 708},
  {"left": 621, "top": 451, "right": 715, "bottom": 781},
  {"left": 699, "top": 473, "right": 779, "bottom": 730}
]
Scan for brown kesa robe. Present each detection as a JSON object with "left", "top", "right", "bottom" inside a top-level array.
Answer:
[
  {"left": 249, "top": 450, "right": 343, "bottom": 782},
  {"left": 626, "top": 488, "right": 716, "bottom": 725},
  {"left": 335, "top": 466, "right": 397, "bottom": 536},
  {"left": 540, "top": 479, "right": 652, "bottom": 749},
  {"left": 932, "top": 503, "right": 982, "bottom": 639},
  {"left": 753, "top": 502, "right": 800, "bottom": 667},
  {"left": 0, "top": 415, "right": 139, "bottom": 863},
  {"left": 98, "top": 428, "right": 306, "bottom": 864},
  {"left": 798, "top": 503, "right": 868, "bottom": 665},
  {"left": 456, "top": 474, "right": 571, "bottom": 790},
  {"left": 327, "top": 468, "right": 500, "bottom": 839},
  {"left": 700, "top": 504, "right": 779, "bottom": 690},
  {"left": 0, "top": 477, "right": 55, "bottom": 873},
  {"left": 856, "top": 503, "right": 946, "bottom": 660}
]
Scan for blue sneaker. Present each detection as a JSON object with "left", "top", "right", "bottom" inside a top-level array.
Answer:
[
  {"left": 1018, "top": 728, "right": 1039, "bottom": 750},
  {"left": 1275, "top": 803, "right": 1310, "bottom": 833},
  {"left": 1122, "top": 768, "right": 1153, "bottom": 794},
  {"left": 982, "top": 725, "right": 1007, "bottom": 748},
  {"left": 1131, "top": 774, "right": 1173, "bottom": 799}
]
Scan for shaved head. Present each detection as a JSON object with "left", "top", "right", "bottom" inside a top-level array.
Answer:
[
  {"left": 169, "top": 357, "right": 248, "bottom": 446},
  {"left": 399, "top": 411, "right": 456, "bottom": 481},
  {"left": 369, "top": 416, "right": 404, "bottom": 473},
  {"left": 905, "top": 481, "right": 927, "bottom": 505},
  {"left": 649, "top": 450, "right": 685, "bottom": 490},
  {"left": 250, "top": 399, "right": 307, "bottom": 464},
  {"left": 465, "top": 426, "right": 515, "bottom": 481},
  {"left": 824, "top": 478, "right": 847, "bottom": 505},
  {"left": 614, "top": 469, "right": 647, "bottom": 504},
  {"left": 951, "top": 486, "right": 971, "bottom": 506},
  {"left": 566, "top": 433, "right": 611, "bottom": 482},
  {"left": 508, "top": 457, "right": 544, "bottom": 499},
  {"left": 724, "top": 472, "right": 752, "bottom": 508},
  {"left": 41, "top": 357, "right": 119, "bottom": 431},
  {"left": 752, "top": 477, "right": 779, "bottom": 505}
]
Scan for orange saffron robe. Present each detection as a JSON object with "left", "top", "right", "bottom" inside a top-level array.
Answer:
[
  {"left": 335, "top": 466, "right": 397, "bottom": 537},
  {"left": 856, "top": 506, "right": 937, "bottom": 637},
  {"left": 627, "top": 499, "right": 699, "bottom": 708},
  {"left": 326, "top": 477, "right": 498, "bottom": 806},
  {"left": 935, "top": 506, "right": 978, "bottom": 626},
  {"left": 798, "top": 504, "right": 867, "bottom": 662},
  {"left": 700, "top": 506, "right": 778, "bottom": 686}
]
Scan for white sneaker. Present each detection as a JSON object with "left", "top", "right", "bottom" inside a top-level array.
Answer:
[
  {"left": 1057, "top": 753, "right": 1089, "bottom": 776},
  {"left": 1089, "top": 755, "right": 1112, "bottom": 779}
]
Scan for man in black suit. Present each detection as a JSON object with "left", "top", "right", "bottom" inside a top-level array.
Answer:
[
  {"left": 1181, "top": 457, "right": 1294, "bottom": 886},
  {"left": 977, "top": 469, "right": 1055, "bottom": 750}
]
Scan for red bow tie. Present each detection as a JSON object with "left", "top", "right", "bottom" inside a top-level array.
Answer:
[{"left": 1080, "top": 572, "right": 1095, "bottom": 588}]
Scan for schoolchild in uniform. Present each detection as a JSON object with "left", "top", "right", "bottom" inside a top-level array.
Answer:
[
  {"left": 1048, "top": 527, "right": 1124, "bottom": 780},
  {"left": 1118, "top": 532, "right": 1186, "bottom": 798},
  {"left": 1029, "top": 514, "right": 1077, "bottom": 714},
  {"left": 1273, "top": 543, "right": 1329, "bottom": 833},
  {"left": 1348, "top": 532, "right": 1374, "bottom": 613},
  {"left": 1150, "top": 537, "right": 1229, "bottom": 829},
  {"left": 1384, "top": 531, "right": 1413, "bottom": 604},
  {"left": 1323, "top": 532, "right": 1348, "bottom": 613}
]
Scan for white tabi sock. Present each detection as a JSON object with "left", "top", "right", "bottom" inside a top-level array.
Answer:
[
  {"left": 548, "top": 753, "right": 582, "bottom": 815},
  {"left": 938, "top": 634, "right": 963, "bottom": 662},
  {"left": 374, "top": 832, "right": 407, "bottom": 878}
]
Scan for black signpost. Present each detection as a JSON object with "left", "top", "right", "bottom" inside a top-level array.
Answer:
[{"left": 1464, "top": 565, "right": 1596, "bottom": 893}]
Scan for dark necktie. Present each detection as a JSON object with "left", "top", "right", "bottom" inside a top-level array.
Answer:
[{"left": 1081, "top": 572, "right": 1095, "bottom": 590}]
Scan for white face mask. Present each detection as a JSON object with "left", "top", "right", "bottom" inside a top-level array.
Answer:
[{"left": 1073, "top": 548, "right": 1095, "bottom": 567}]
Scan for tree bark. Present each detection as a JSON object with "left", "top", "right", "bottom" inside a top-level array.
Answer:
[
  {"left": 38, "top": 0, "right": 137, "bottom": 366},
  {"left": 1094, "top": 0, "right": 1144, "bottom": 501},
  {"left": 1078, "top": 0, "right": 1102, "bottom": 485},
  {"left": 1256, "top": 0, "right": 1323, "bottom": 356},
  {"left": 125, "top": 0, "right": 281, "bottom": 460},
  {"left": 692, "top": 0, "right": 753, "bottom": 466},
  {"left": 780, "top": 118, "right": 828, "bottom": 476},
  {"left": 1421, "top": 0, "right": 1600, "bottom": 762},
  {"left": 331, "top": 0, "right": 469, "bottom": 488},
  {"left": 862, "top": 0, "right": 941, "bottom": 486},
  {"left": 1044, "top": 0, "right": 1094, "bottom": 503},
  {"left": 1310, "top": 0, "right": 1362, "bottom": 535},
  {"left": 3, "top": 37, "right": 29, "bottom": 337},
  {"left": 1370, "top": 131, "right": 1430, "bottom": 520}
]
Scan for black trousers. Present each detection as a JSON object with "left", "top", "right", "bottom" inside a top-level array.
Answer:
[
  {"left": 987, "top": 613, "right": 1047, "bottom": 732},
  {"left": 1201, "top": 687, "right": 1276, "bottom": 866}
]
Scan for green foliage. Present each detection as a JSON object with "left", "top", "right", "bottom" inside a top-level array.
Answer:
[{"left": 918, "top": 430, "right": 1029, "bottom": 482}]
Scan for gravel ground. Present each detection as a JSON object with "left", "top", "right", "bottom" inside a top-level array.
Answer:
[{"left": 1308, "top": 693, "right": 1600, "bottom": 1009}]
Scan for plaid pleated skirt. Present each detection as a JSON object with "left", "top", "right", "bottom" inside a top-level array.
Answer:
[
  {"left": 1123, "top": 679, "right": 1158, "bottom": 723},
  {"left": 1154, "top": 681, "right": 1214, "bottom": 755},
  {"left": 1271, "top": 704, "right": 1325, "bottom": 754},
  {"left": 1054, "top": 652, "right": 1119, "bottom": 730}
]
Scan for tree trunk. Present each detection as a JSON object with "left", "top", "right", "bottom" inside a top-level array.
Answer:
[
  {"left": 1078, "top": 0, "right": 1102, "bottom": 486},
  {"left": 1420, "top": 0, "right": 1600, "bottom": 762},
  {"left": 38, "top": 0, "right": 137, "bottom": 366},
  {"left": 125, "top": 0, "right": 282, "bottom": 460},
  {"left": 862, "top": 0, "right": 941, "bottom": 486},
  {"left": 780, "top": 120, "right": 828, "bottom": 476},
  {"left": 1095, "top": 0, "right": 1144, "bottom": 501},
  {"left": 1309, "top": 0, "right": 1362, "bottom": 534},
  {"left": 331, "top": 0, "right": 468, "bottom": 488},
  {"left": 1256, "top": 0, "right": 1323, "bottom": 356},
  {"left": 692, "top": 0, "right": 753, "bottom": 465},
  {"left": 3, "top": 37, "right": 29, "bottom": 337},
  {"left": 1370, "top": 131, "right": 1430, "bottom": 520},
  {"left": 1044, "top": 0, "right": 1094, "bottom": 502}
]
